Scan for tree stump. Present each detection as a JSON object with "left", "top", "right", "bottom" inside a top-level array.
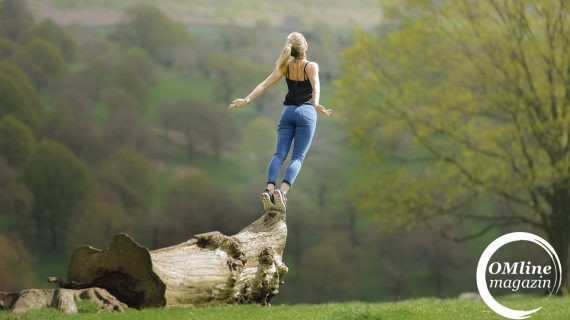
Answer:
[{"left": 57, "top": 207, "right": 288, "bottom": 308}]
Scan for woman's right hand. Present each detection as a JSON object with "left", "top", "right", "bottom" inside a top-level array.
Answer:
[{"left": 316, "top": 104, "right": 332, "bottom": 117}]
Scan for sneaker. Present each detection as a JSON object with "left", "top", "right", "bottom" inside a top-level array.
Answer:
[
  {"left": 260, "top": 189, "right": 274, "bottom": 211},
  {"left": 273, "top": 189, "right": 287, "bottom": 211}
]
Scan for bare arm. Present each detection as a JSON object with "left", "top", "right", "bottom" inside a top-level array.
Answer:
[
  {"left": 307, "top": 62, "right": 320, "bottom": 106},
  {"left": 307, "top": 62, "right": 332, "bottom": 116},
  {"left": 228, "top": 68, "right": 283, "bottom": 109}
]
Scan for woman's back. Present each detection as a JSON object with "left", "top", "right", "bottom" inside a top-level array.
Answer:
[
  {"left": 284, "top": 60, "right": 313, "bottom": 106},
  {"left": 286, "top": 60, "right": 311, "bottom": 81}
]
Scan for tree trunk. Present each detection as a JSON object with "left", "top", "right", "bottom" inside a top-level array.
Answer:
[
  {"left": 57, "top": 208, "right": 288, "bottom": 308},
  {"left": 546, "top": 187, "right": 570, "bottom": 294}
]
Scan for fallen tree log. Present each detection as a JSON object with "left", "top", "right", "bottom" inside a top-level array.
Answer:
[
  {"left": 58, "top": 206, "right": 288, "bottom": 308},
  {"left": 1, "top": 205, "right": 288, "bottom": 314}
]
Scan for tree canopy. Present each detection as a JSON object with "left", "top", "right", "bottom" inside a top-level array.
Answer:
[{"left": 336, "top": 0, "right": 570, "bottom": 289}]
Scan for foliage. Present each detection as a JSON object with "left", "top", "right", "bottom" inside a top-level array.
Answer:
[
  {"left": 0, "top": 0, "right": 34, "bottom": 41},
  {"left": 336, "top": 0, "right": 570, "bottom": 287},
  {"left": 0, "top": 115, "right": 35, "bottom": 171},
  {"left": 110, "top": 47, "right": 156, "bottom": 105},
  {"left": 25, "top": 38, "right": 66, "bottom": 87},
  {"left": 110, "top": 4, "right": 188, "bottom": 65},
  {"left": 0, "top": 233, "right": 35, "bottom": 291},
  {"left": 0, "top": 65, "right": 40, "bottom": 131},
  {"left": 206, "top": 53, "right": 265, "bottom": 104},
  {"left": 0, "top": 156, "right": 34, "bottom": 236},
  {"left": 238, "top": 117, "right": 277, "bottom": 172},
  {"left": 25, "top": 19, "right": 75, "bottom": 60},
  {"left": 158, "top": 98, "right": 238, "bottom": 158},
  {"left": 67, "top": 192, "right": 133, "bottom": 250},
  {"left": 153, "top": 171, "right": 248, "bottom": 247},
  {"left": 98, "top": 147, "right": 156, "bottom": 212},
  {"left": 20, "top": 139, "right": 93, "bottom": 252}
]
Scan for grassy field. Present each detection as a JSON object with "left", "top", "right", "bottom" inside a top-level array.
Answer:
[{"left": 1, "top": 296, "right": 570, "bottom": 320}]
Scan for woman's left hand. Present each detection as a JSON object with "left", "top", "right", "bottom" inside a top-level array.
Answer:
[
  {"left": 228, "top": 98, "right": 248, "bottom": 109},
  {"left": 316, "top": 104, "right": 333, "bottom": 117}
]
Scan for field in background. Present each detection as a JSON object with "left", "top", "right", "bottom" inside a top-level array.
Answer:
[{"left": 27, "top": 0, "right": 383, "bottom": 29}]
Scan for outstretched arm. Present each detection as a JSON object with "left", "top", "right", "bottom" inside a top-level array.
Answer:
[{"left": 228, "top": 68, "right": 283, "bottom": 109}]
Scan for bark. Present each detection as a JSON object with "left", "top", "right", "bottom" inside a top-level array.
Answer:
[
  {"left": 57, "top": 207, "right": 288, "bottom": 308},
  {"left": 0, "top": 288, "right": 127, "bottom": 314},
  {"left": 545, "top": 186, "right": 570, "bottom": 294}
]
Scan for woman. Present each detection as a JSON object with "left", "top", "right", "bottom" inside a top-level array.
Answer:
[{"left": 228, "top": 32, "right": 332, "bottom": 211}]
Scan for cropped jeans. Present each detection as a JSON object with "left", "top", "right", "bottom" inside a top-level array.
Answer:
[{"left": 267, "top": 103, "right": 317, "bottom": 187}]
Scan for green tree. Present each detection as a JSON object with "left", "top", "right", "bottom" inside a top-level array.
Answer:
[
  {"left": 153, "top": 171, "right": 246, "bottom": 247},
  {"left": 67, "top": 189, "right": 133, "bottom": 250},
  {"left": 21, "top": 140, "right": 92, "bottom": 252},
  {"left": 207, "top": 53, "right": 264, "bottom": 104},
  {"left": 158, "top": 98, "right": 238, "bottom": 159},
  {"left": 0, "top": 64, "right": 40, "bottom": 131},
  {"left": 0, "top": 234, "right": 35, "bottom": 291},
  {"left": 26, "top": 20, "right": 76, "bottom": 60},
  {"left": 110, "top": 4, "right": 187, "bottom": 65},
  {"left": 98, "top": 147, "right": 156, "bottom": 212},
  {"left": 0, "top": 62, "right": 42, "bottom": 111},
  {"left": 25, "top": 38, "right": 66, "bottom": 79},
  {"left": 0, "top": 156, "right": 34, "bottom": 236},
  {"left": 238, "top": 117, "right": 276, "bottom": 172},
  {"left": 110, "top": 48, "right": 156, "bottom": 105},
  {"left": 43, "top": 114, "right": 105, "bottom": 167},
  {"left": 0, "top": 0, "right": 34, "bottom": 41},
  {"left": 336, "top": 0, "right": 570, "bottom": 290},
  {"left": 0, "top": 115, "right": 35, "bottom": 170}
]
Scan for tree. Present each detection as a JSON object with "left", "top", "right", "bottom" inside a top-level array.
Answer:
[
  {"left": 110, "top": 5, "right": 188, "bottom": 65},
  {"left": 0, "top": 0, "right": 34, "bottom": 41},
  {"left": 336, "top": 0, "right": 570, "bottom": 290},
  {"left": 25, "top": 20, "right": 76, "bottom": 60},
  {"left": 0, "top": 64, "right": 40, "bottom": 131},
  {"left": 25, "top": 38, "right": 66, "bottom": 81},
  {"left": 20, "top": 140, "right": 92, "bottom": 252},
  {"left": 0, "top": 115, "right": 35, "bottom": 171},
  {"left": 238, "top": 117, "right": 276, "bottom": 172},
  {"left": 98, "top": 147, "right": 156, "bottom": 212},
  {"left": 110, "top": 48, "right": 155, "bottom": 105},
  {"left": 207, "top": 53, "right": 264, "bottom": 104},
  {"left": 43, "top": 114, "right": 105, "bottom": 167},
  {"left": 0, "top": 156, "right": 34, "bottom": 236},
  {"left": 153, "top": 172, "right": 247, "bottom": 247},
  {"left": 0, "top": 234, "right": 35, "bottom": 291},
  {"left": 158, "top": 98, "right": 238, "bottom": 158},
  {"left": 67, "top": 193, "right": 133, "bottom": 251}
]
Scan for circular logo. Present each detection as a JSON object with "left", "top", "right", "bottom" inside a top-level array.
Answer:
[{"left": 476, "top": 232, "right": 562, "bottom": 319}]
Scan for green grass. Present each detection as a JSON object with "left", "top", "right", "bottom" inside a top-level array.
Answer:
[{"left": 2, "top": 296, "right": 569, "bottom": 320}]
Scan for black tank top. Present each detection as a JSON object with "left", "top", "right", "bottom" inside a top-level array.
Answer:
[{"left": 283, "top": 61, "right": 314, "bottom": 106}]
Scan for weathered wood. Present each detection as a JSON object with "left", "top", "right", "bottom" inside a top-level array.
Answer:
[
  {"left": 0, "top": 288, "right": 127, "bottom": 314},
  {"left": 61, "top": 207, "right": 288, "bottom": 308}
]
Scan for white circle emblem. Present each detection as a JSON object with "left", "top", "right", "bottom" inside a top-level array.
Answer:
[{"left": 476, "top": 232, "right": 562, "bottom": 319}]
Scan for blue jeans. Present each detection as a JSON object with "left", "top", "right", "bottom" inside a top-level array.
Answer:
[{"left": 267, "top": 104, "right": 317, "bottom": 187}]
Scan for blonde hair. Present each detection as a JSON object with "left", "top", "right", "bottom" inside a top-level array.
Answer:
[{"left": 275, "top": 32, "right": 308, "bottom": 75}]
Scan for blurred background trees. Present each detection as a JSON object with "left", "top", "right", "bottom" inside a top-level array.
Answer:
[
  {"left": 1, "top": 0, "right": 562, "bottom": 302},
  {"left": 336, "top": 0, "right": 570, "bottom": 291}
]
